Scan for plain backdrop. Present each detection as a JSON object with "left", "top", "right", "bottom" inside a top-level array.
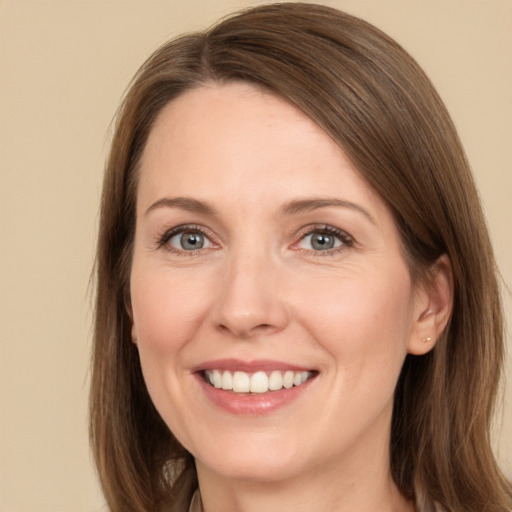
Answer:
[{"left": 0, "top": 1, "right": 511, "bottom": 511}]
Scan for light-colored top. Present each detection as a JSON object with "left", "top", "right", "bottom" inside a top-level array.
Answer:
[{"left": 188, "top": 490, "right": 203, "bottom": 512}]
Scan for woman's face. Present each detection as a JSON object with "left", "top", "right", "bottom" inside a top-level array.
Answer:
[{"left": 130, "top": 82, "right": 430, "bottom": 483}]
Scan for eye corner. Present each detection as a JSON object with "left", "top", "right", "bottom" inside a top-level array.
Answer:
[
  {"left": 292, "top": 224, "right": 355, "bottom": 256},
  {"left": 156, "top": 224, "right": 219, "bottom": 254}
]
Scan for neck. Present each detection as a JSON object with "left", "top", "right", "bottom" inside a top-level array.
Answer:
[
  {"left": 195, "top": 424, "right": 415, "bottom": 512},
  {"left": 197, "top": 471, "right": 413, "bottom": 512}
]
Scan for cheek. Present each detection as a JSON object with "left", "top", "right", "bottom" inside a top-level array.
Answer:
[
  {"left": 297, "top": 268, "right": 414, "bottom": 383},
  {"left": 128, "top": 267, "right": 215, "bottom": 432},
  {"left": 130, "top": 267, "right": 211, "bottom": 354}
]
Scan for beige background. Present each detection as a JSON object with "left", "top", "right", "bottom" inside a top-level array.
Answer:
[{"left": 0, "top": 1, "right": 510, "bottom": 511}]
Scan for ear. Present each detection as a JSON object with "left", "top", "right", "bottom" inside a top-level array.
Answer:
[
  {"left": 408, "top": 254, "right": 453, "bottom": 355},
  {"left": 125, "top": 292, "right": 138, "bottom": 345}
]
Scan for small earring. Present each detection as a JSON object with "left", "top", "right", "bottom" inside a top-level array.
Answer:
[{"left": 422, "top": 337, "right": 432, "bottom": 343}]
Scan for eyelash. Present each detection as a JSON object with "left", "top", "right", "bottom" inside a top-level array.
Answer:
[
  {"left": 156, "top": 224, "right": 215, "bottom": 255},
  {"left": 293, "top": 224, "right": 354, "bottom": 257},
  {"left": 156, "top": 224, "right": 354, "bottom": 256}
]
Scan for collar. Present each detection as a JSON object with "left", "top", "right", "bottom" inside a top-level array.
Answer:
[{"left": 189, "top": 489, "right": 203, "bottom": 512}]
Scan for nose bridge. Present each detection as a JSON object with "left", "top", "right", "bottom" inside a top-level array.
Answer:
[{"left": 214, "top": 241, "right": 288, "bottom": 338}]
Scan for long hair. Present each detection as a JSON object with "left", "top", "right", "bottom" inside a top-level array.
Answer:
[{"left": 90, "top": 3, "right": 512, "bottom": 511}]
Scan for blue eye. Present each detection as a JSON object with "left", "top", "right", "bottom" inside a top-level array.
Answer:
[
  {"left": 298, "top": 229, "right": 346, "bottom": 251},
  {"left": 168, "top": 230, "right": 212, "bottom": 251}
]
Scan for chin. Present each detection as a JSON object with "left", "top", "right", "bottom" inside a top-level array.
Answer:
[
  {"left": 198, "top": 451, "right": 304, "bottom": 483},
  {"left": 190, "top": 428, "right": 309, "bottom": 483}
]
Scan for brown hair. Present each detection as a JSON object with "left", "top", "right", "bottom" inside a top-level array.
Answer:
[{"left": 90, "top": 3, "right": 512, "bottom": 511}]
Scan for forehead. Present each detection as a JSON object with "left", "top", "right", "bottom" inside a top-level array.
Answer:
[
  {"left": 141, "top": 81, "right": 332, "bottom": 178},
  {"left": 137, "top": 82, "right": 389, "bottom": 225}
]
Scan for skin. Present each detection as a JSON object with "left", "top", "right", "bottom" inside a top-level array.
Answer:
[{"left": 129, "top": 82, "right": 452, "bottom": 512}]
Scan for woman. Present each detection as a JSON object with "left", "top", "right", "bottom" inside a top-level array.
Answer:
[{"left": 90, "top": 3, "right": 512, "bottom": 511}]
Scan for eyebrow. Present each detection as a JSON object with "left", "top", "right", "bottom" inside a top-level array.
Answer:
[
  {"left": 144, "top": 197, "right": 216, "bottom": 216},
  {"left": 144, "top": 196, "right": 376, "bottom": 225},
  {"left": 281, "top": 198, "right": 376, "bottom": 225}
]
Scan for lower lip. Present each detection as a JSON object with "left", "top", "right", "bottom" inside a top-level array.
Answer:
[{"left": 195, "top": 373, "right": 315, "bottom": 416}]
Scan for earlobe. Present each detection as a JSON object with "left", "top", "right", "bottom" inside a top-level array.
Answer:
[
  {"left": 125, "top": 293, "right": 138, "bottom": 345},
  {"left": 408, "top": 254, "right": 453, "bottom": 356},
  {"left": 130, "top": 320, "right": 138, "bottom": 346}
]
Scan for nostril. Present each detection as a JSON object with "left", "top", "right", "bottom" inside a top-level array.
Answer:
[
  {"left": 217, "top": 322, "right": 276, "bottom": 339},
  {"left": 212, "top": 279, "right": 290, "bottom": 338}
]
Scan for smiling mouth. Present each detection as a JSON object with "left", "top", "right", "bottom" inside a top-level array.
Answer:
[{"left": 202, "top": 369, "right": 316, "bottom": 394}]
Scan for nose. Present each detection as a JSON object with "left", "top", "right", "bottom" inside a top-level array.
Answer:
[{"left": 213, "top": 250, "right": 289, "bottom": 339}]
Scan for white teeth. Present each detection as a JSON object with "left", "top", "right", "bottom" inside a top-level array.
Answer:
[
  {"left": 283, "top": 370, "right": 294, "bottom": 389},
  {"left": 268, "top": 370, "right": 283, "bottom": 390},
  {"left": 212, "top": 370, "right": 222, "bottom": 389},
  {"left": 204, "top": 369, "right": 313, "bottom": 394},
  {"left": 250, "top": 371, "right": 268, "bottom": 393},
  {"left": 221, "top": 371, "right": 233, "bottom": 390},
  {"left": 233, "top": 371, "right": 250, "bottom": 392}
]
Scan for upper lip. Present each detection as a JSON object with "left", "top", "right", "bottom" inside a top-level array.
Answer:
[{"left": 191, "top": 358, "right": 315, "bottom": 373}]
